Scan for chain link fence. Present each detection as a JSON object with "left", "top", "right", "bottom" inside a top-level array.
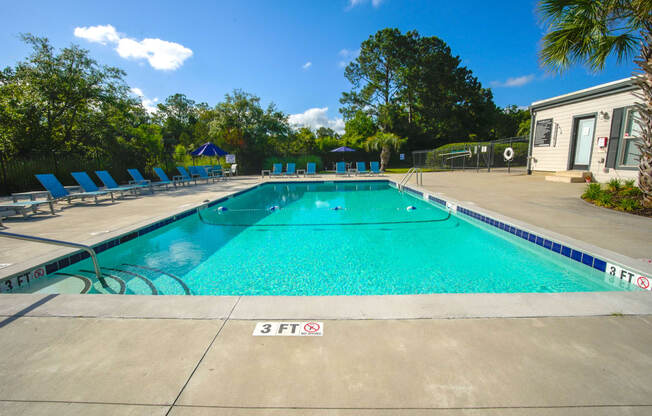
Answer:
[{"left": 412, "top": 136, "right": 529, "bottom": 173}]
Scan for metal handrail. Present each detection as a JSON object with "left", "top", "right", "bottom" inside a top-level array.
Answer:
[
  {"left": 0, "top": 231, "right": 107, "bottom": 287},
  {"left": 398, "top": 167, "right": 422, "bottom": 191}
]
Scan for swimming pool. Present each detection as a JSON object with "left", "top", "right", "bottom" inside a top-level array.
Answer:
[{"left": 7, "top": 181, "right": 643, "bottom": 295}]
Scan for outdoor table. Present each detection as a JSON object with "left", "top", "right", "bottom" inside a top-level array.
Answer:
[
  {"left": 347, "top": 168, "right": 357, "bottom": 176},
  {"left": 261, "top": 170, "right": 270, "bottom": 179},
  {"left": 297, "top": 169, "right": 306, "bottom": 177}
]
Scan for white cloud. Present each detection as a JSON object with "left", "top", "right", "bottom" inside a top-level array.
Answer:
[
  {"left": 288, "top": 107, "right": 345, "bottom": 135},
  {"left": 73, "top": 24, "right": 120, "bottom": 44},
  {"left": 491, "top": 74, "right": 536, "bottom": 88},
  {"left": 74, "top": 25, "right": 192, "bottom": 71},
  {"left": 117, "top": 38, "right": 192, "bottom": 70},
  {"left": 302, "top": 61, "right": 312, "bottom": 70},
  {"left": 348, "top": 0, "right": 384, "bottom": 8},
  {"left": 130, "top": 87, "right": 159, "bottom": 113},
  {"left": 338, "top": 48, "right": 360, "bottom": 68}
]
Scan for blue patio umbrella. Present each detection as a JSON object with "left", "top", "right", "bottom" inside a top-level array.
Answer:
[
  {"left": 330, "top": 146, "right": 356, "bottom": 169},
  {"left": 190, "top": 142, "right": 228, "bottom": 157},
  {"left": 330, "top": 146, "right": 356, "bottom": 152}
]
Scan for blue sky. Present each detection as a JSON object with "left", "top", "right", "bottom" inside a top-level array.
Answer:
[{"left": 2, "top": 0, "right": 635, "bottom": 133}]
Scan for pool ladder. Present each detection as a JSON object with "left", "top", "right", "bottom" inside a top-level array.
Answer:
[{"left": 398, "top": 167, "right": 423, "bottom": 191}]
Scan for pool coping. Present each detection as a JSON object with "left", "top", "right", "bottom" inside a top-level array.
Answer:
[
  {"left": 2, "top": 291, "right": 652, "bottom": 320},
  {"left": 1, "top": 178, "right": 651, "bottom": 304}
]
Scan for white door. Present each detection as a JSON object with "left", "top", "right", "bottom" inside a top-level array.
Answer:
[{"left": 573, "top": 118, "right": 594, "bottom": 168}]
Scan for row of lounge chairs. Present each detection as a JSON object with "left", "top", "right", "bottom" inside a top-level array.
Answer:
[
  {"left": 265, "top": 161, "right": 381, "bottom": 177},
  {"left": 0, "top": 165, "right": 235, "bottom": 223},
  {"left": 268, "top": 162, "right": 308, "bottom": 177}
]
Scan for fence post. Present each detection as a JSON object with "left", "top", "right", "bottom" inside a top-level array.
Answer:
[
  {"left": 462, "top": 148, "right": 466, "bottom": 171},
  {"left": 487, "top": 143, "right": 493, "bottom": 173},
  {"left": 0, "top": 153, "right": 7, "bottom": 195},
  {"left": 507, "top": 138, "right": 512, "bottom": 174},
  {"left": 475, "top": 146, "right": 480, "bottom": 173}
]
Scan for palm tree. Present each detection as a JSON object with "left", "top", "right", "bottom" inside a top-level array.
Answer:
[
  {"left": 364, "top": 132, "right": 406, "bottom": 171},
  {"left": 538, "top": 0, "right": 652, "bottom": 206}
]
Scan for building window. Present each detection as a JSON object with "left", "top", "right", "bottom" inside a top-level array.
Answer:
[{"left": 620, "top": 108, "right": 642, "bottom": 167}]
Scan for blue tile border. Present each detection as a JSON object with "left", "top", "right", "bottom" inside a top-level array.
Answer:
[
  {"left": 403, "top": 186, "right": 423, "bottom": 197},
  {"left": 439, "top": 194, "right": 616, "bottom": 276}
]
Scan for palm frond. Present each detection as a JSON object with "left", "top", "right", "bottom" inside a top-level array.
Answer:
[{"left": 537, "top": 0, "right": 643, "bottom": 72}]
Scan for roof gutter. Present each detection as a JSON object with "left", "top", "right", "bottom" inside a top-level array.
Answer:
[{"left": 529, "top": 78, "right": 638, "bottom": 112}]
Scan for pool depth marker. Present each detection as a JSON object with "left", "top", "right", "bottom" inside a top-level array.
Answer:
[{"left": 253, "top": 322, "right": 323, "bottom": 336}]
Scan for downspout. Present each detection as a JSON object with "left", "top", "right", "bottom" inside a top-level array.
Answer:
[{"left": 526, "top": 108, "right": 536, "bottom": 175}]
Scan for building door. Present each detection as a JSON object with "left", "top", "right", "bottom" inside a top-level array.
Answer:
[{"left": 570, "top": 117, "right": 595, "bottom": 170}]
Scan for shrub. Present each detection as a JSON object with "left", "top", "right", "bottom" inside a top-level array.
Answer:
[
  {"left": 582, "top": 183, "right": 602, "bottom": 200},
  {"left": 620, "top": 185, "right": 643, "bottom": 198},
  {"left": 595, "top": 192, "right": 614, "bottom": 207},
  {"left": 607, "top": 178, "right": 622, "bottom": 192},
  {"left": 619, "top": 197, "right": 641, "bottom": 212},
  {"left": 624, "top": 179, "right": 636, "bottom": 188}
]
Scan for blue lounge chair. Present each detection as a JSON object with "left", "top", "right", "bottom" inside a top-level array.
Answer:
[
  {"left": 95, "top": 170, "right": 151, "bottom": 194},
  {"left": 336, "top": 161, "right": 348, "bottom": 176},
  {"left": 188, "top": 166, "right": 213, "bottom": 183},
  {"left": 35, "top": 174, "right": 113, "bottom": 205},
  {"left": 154, "top": 167, "right": 189, "bottom": 187},
  {"left": 271, "top": 163, "right": 283, "bottom": 176},
  {"left": 306, "top": 162, "right": 317, "bottom": 176},
  {"left": 284, "top": 163, "right": 297, "bottom": 177},
  {"left": 176, "top": 167, "right": 199, "bottom": 185},
  {"left": 128, "top": 168, "right": 173, "bottom": 190},
  {"left": 72, "top": 172, "right": 130, "bottom": 201},
  {"left": 356, "top": 162, "right": 369, "bottom": 176},
  {"left": 370, "top": 161, "right": 381, "bottom": 175}
]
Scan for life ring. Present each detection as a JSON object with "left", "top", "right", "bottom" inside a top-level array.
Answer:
[{"left": 503, "top": 147, "right": 514, "bottom": 161}]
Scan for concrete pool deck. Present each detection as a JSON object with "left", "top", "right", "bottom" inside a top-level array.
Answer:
[
  {"left": 0, "top": 171, "right": 651, "bottom": 414},
  {"left": 1, "top": 299, "right": 652, "bottom": 415}
]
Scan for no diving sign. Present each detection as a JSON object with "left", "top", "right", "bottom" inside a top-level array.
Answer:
[
  {"left": 253, "top": 322, "right": 323, "bottom": 336},
  {"left": 605, "top": 262, "right": 651, "bottom": 291}
]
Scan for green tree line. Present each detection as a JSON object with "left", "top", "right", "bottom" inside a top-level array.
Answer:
[{"left": 0, "top": 30, "right": 528, "bottom": 193}]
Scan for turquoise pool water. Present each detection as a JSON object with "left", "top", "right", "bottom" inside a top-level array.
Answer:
[{"left": 20, "top": 181, "right": 635, "bottom": 295}]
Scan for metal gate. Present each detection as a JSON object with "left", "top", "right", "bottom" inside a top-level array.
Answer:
[{"left": 412, "top": 136, "right": 528, "bottom": 173}]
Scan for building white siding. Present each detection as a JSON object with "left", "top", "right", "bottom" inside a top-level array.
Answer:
[{"left": 530, "top": 89, "right": 639, "bottom": 183}]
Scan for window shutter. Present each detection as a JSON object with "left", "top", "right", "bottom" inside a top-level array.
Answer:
[{"left": 605, "top": 108, "right": 624, "bottom": 169}]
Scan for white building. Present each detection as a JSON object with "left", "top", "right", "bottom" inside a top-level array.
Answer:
[{"left": 527, "top": 77, "right": 642, "bottom": 183}]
